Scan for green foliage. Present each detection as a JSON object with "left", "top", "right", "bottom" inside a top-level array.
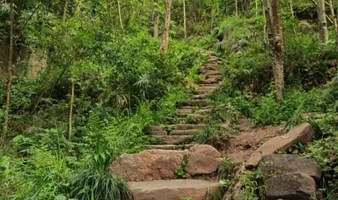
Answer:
[
  {"left": 237, "top": 171, "right": 265, "bottom": 200},
  {"left": 70, "top": 140, "right": 133, "bottom": 200},
  {"left": 305, "top": 136, "right": 338, "bottom": 200},
  {"left": 175, "top": 158, "right": 188, "bottom": 179}
]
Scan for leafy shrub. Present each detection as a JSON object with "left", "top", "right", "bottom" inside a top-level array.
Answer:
[
  {"left": 305, "top": 136, "right": 338, "bottom": 200},
  {"left": 70, "top": 140, "right": 133, "bottom": 200}
]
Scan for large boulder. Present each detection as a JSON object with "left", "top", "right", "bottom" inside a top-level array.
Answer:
[
  {"left": 110, "top": 150, "right": 189, "bottom": 181},
  {"left": 246, "top": 123, "right": 314, "bottom": 168},
  {"left": 260, "top": 154, "right": 322, "bottom": 181},
  {"left": 186, "top": 145, "right": 222, "bottom": 176},
  {"left": 110, "top": 145, "right": 222, "bottom": 181},
  {"left": 265, "top": 173, "right": 317, "bottom": 200}
]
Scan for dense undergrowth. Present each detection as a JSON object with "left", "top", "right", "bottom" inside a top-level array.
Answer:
[
  {"left": 0, "top": 23, "right": 203, "bottom": 199},
  {"left": 0, "top": 1, "right": 337, "bottom": 199},
  {"left": 196, "top": 16, "right": 338, "bottom": 199}
]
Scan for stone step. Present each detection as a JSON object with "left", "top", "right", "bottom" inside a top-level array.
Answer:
[
  {"left": 193, "top": 94, "right": 209, "bottom": 99},
  {"left": 148, "top": 128, "right": 200, "bottom": 136},
  {"left": 170, "top": 129, "right": 200, "bottom": 135},
  {"left": 148, "top": 130, "right": 168, "bottom": 135},
  {"left": 205, "top": 70, "right": 222, "bottom": 76},
  {"left": 129, "top": 179, "right": 220, "bottom": 200},
  {"left": 184, "top": 99, "right": 209, "bottom": 107},
  {"left": 202, "top": 77, "right": 221, "bottom": 84},
  {"left": 206, "top": 74, "right": 223, "bottom": 80},
  {"left": 195, "top": 87, "right": 218, "bottom": 95},
  {"left": 184, "top": 113, "right": 206, "bottom": 120},
  {"left": 149, "top": 124, "right": 206, "bottom": 131},
  {"left": 199, "top": 84, "right": 219, "bottom": 88},
  {"left": 178, "top": 108, "right": 194, "bottom": 115},
  {"left": 195, "top": 108, "right": 212, "bottom": 114},
  {"left": 145, "top": 144, "right": 194, "bottom": 150},
  {"left": 175, "top": 124, "right": 207, "bottom": 130},
  {"left": 154, "top": 135, "right": 193, "bottom": 144},
  {"left": 178, "top": 108, "right": 210, "bottom": 117},
  {"left": 200, "top": 67, "right": 218, "bottom": 73}
]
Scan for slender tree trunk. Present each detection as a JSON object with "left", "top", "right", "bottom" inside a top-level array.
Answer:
[
  {"left": 289, "top": 0, "right": 294, "bottom": 18},
  {"left": 160, "top": 0, "right": 172, "bottom": 53},
  {"left": 63, "top": 0, "right": 68, "bottom": 23},
  {"left": 329, "top": 0, "right": 338, "bottom": 51},
  {"left": 235, "top": 0, "right": 238, "bottom": 16},
  {"left": 255, "top": 0, "right": 258, "bottom": 16},
  {"left": 3, "top": 0, "right": 14, "bottom": 137},
  {"left": 183, "top": 0, "right": 187, "bottom": 38},
  {"left": 153, "top": 0, "right": 159, "bottom": 38},
  {"left": 317, "top": 0, "right": 328, "bottom": 44},
  {"left": 68, "top": 80, "right": 75, "bottom": 141},
  {"left": 117, "top": 0, "right": 124, "bottom": 30},
  {"left": 264, "top": 0, "right": 284, "bottom": 102},
  {"left": 63, "top": 0, "right": 74, "bottom": 141}
]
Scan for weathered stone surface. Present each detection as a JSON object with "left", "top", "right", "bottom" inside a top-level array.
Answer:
[
  {"left": 110, "top": 150, "right": 189, "bottom": 181},
  {"left": 265, "top": 173, "right": 317, "bottom": 200},
  {"left": 184, "top": 99, "right": 209, "bottom": 107},
  {"left": 261, "top": 154, "right": 322, "bottom": 181},
  {"left": 190, "top": 144, "right": 222, "bottom": 158},
  {"left": 154, "top": 135, "right": 193, "bottom": 144},
  {"left": 129, "top": 179, "right": 220, "bottom": 200},
  {"left": 145, "top": 144, "right": 194, "bottom": 150},
  {"left": 186, "top": 153, "right": 220, "bottom": 176},
  {"left": 186, "top": 145, "right": 222, "bottom": 176},
  {"left": 246, "top": 123, "right": 314, "bottom": 168},
  {"left": 170, "top": 129, "right": 199, "bottom": 135}
]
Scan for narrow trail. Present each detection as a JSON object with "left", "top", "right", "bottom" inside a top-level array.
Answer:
[
  {"left": 110, "top": 50, "right": 319, "bottom": 200},
  {"left": 112, "top": 50, "right": 225, "bottom": 200},
  {"left": 146, "top": 50, "right": 223, "bottom": 150}
]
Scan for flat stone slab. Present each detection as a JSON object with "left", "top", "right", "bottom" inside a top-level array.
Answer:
[
  {"left": 146, "top": 144, "right": 194, "bottom": 150},
  {"left": 170, "top": 129, "right": 200, "bottom": 135},
  {"left": 154, "top": 135, "right": 193, "bottom": 144},
  {"left": 129, "top": 179, "right": 220, "bottom": 200},
  {"left": 246, "top": 123, "right": 314, "bottom": 168},
  {"left": 260, "top": 154, "right": 322, "bottom": 181}
]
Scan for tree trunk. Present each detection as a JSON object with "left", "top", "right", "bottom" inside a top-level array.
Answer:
[
  {"left": 117, "top": 0, "right": 124, "bottom": 30},
  {"left": 183, "top": 0, "right": 187, "bottom": 38},
  {"left": 160, "top": 0, "right": 172, "bottom": 53},
  {"left": 328, "top": 0, "right": 338, "bottom": 51},
  {"left": 153, "top": 0, "right": 159, "bottom": 38},
  {"left": 317, "top": 0, "right": 328, "bottom": 44},
  {"left": 68, "top": 80, "right": 75, "bottom": 141},
  {"left": 289, "top": 0, "right": 294, "bottom": 18},
  {"left": 62, "top": 0, "right": 68, "bottom": 23},
  {"left": 264, "top": 0, "right": 284, "bottom": 102},
  {"left": 255, "top": 0, "right": 258, "bottom": 16},
  {"left": 3, "top": 0, "right": 14, "bottom": 137},
  {"left": 235, "top": 0, "right": 238, "bottom": 16}
]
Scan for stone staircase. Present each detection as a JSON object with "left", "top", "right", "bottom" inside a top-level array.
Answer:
[
  {"left": 145, "top": 51, "right": 223, "bottom": 150},
  {"left": 110, "top": 50, "right": 224, "bottom": 200}
]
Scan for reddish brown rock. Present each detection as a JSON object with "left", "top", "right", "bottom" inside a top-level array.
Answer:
[
  {"left": 186, "top": 145, "right": 222, "bottom": 176},
  {"left": 246, "top": 123, "right": 314, "bottom": 168},
  {"left": 110, "top": 150, "right": 189, "bottom": 181},
  {"left": 265, "top": 173, "right": 317, "bottom": 200},
  {"left": 261, "top": 154, "right": 322, "bottom": 181},
  {"left": 129, "top": 179, "right": 220, "bottom": 200},
  {"left": 190, "top": 144, "right": 222, "bottom": 158}
]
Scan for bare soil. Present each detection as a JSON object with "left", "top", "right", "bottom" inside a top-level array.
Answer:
[{"left": 222, "top": 124, "right": 284, "bottom": 162}]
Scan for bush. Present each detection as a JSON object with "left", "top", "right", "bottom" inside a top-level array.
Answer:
[{"left": 70, "top": 140, "right": 133, "bottom": 200}]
